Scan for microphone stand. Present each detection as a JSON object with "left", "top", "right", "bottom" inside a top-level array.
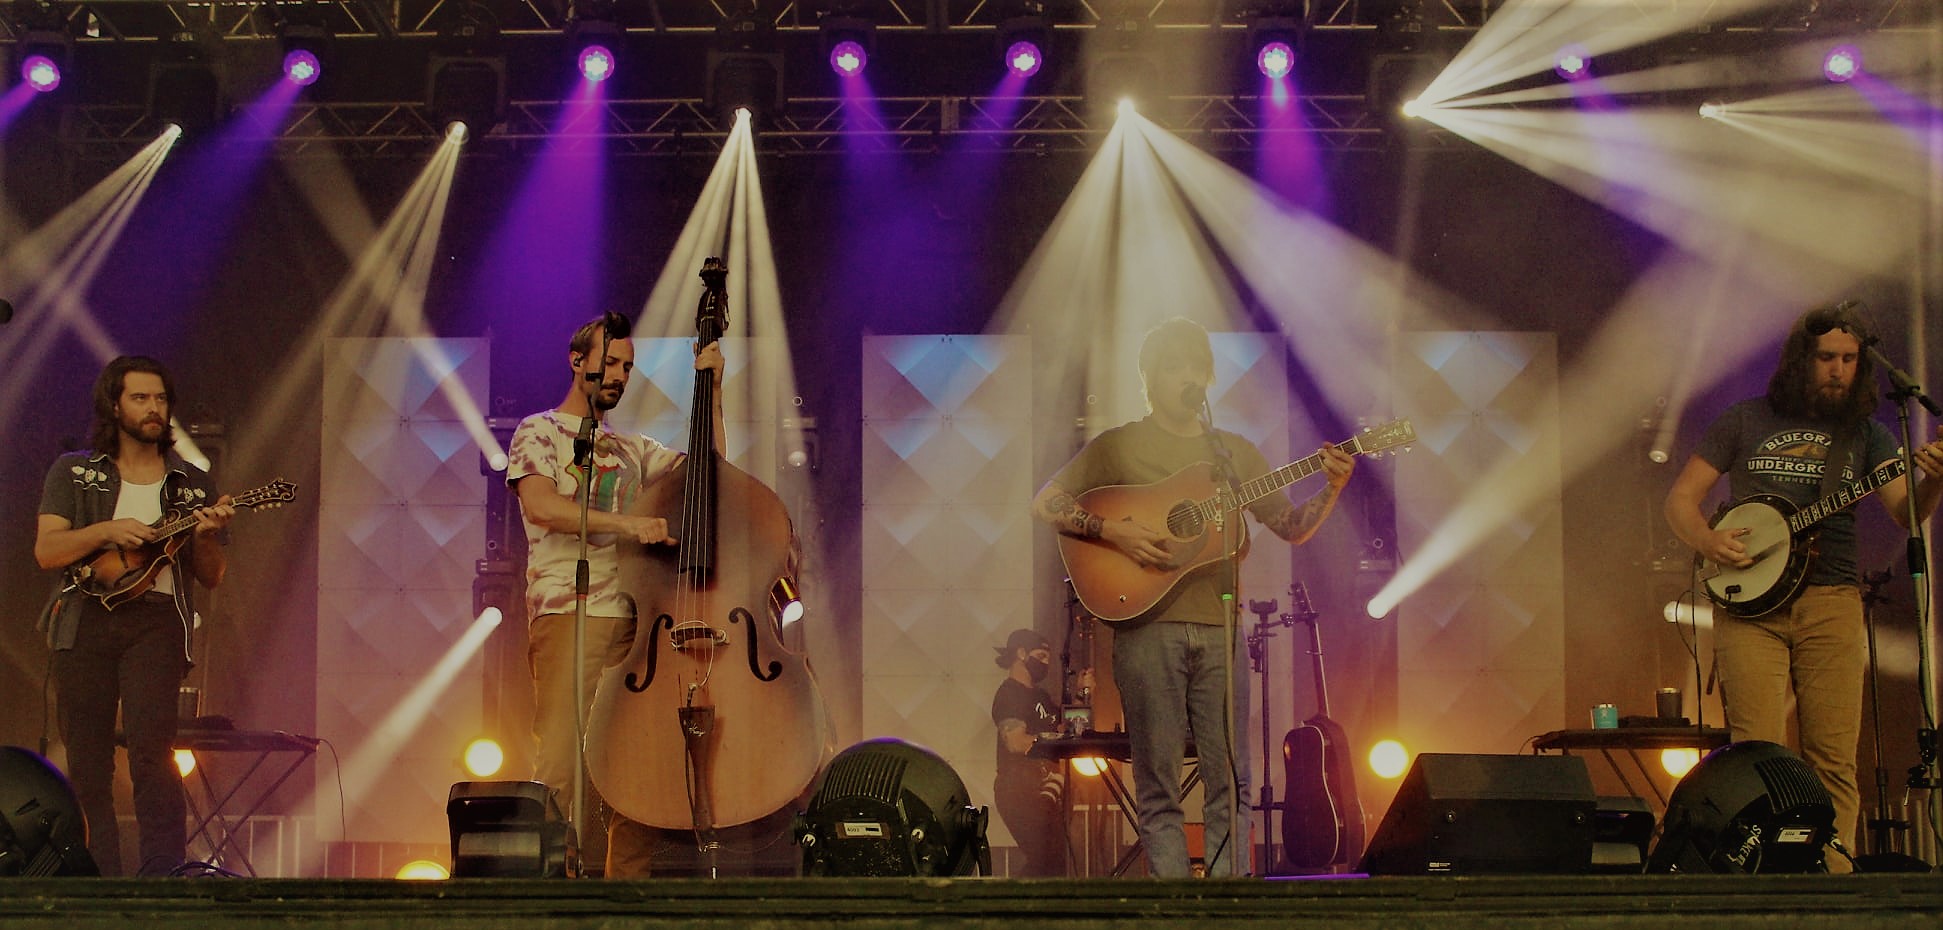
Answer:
[
  {"left": 1859, "top": 338, "right": 1939, "bottom": 868},
  {"left": 567, "top": 325, "right": 615, "bottom": 875},
  {"left": 1197, "top": 394, "right": 1248, "bottom": 876}
]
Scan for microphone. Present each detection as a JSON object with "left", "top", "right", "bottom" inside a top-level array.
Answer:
[
  {"left": 584, "top": 312, "right": 633, "bottom": 382},
  {"left": 1181, "top": 383, "right": 1206, "bottom": 409},
  {"left": 0, "top": 299, "right": 12, "bottom": 324},
  {"left": 1806, "top": 299, "right": 1862, "bottom": 336}
]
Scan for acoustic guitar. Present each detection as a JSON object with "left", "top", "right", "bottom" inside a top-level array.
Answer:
[
  {"left": 1701, "top": 458, "right": 1905, "bottom": 619},
  {"left": 71, "top": 478, "right": 298, "bottom": 610},
  {"left": 1057, "top": 420, "right": 1415, "bottom": 621},
  {"left": 1277, "top": 583, "right": 1364, "bottom": 871}
]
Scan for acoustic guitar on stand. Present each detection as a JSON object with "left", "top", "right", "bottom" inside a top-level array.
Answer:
[
  {"left": 70, "top": 478, "right": 298, "bottom": 610},
  {"left": 1058, "top": 420, "right": 1415, "bottom": 622},
  {"left": 1700, "top": 458, "right": 1905, "bottom": 619}
]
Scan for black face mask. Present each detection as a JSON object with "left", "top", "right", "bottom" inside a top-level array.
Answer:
[{"left": 1025, "top": 657, "right": 1051, "bottom": 684}]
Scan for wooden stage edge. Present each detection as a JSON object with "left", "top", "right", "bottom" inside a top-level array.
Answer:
[{"left": 3, "top": 874, "right": 1942, "bottom": 929}]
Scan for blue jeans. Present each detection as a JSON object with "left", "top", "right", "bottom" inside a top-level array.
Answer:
[{"left": 1114, "top": 619, "right": 1251, "bottom": 877}]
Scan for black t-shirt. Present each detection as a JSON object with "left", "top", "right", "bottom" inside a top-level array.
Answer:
[
  {"left": 992, "top": 678, "right": 1059, "bottom": 784},
  {"left": 1693, "top": 398, "right": 1899, "bottom": 587}
]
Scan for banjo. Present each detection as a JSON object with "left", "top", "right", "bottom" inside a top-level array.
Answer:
[{"left": 1702, "top": 458, "right": 1906, "bottom": 619}]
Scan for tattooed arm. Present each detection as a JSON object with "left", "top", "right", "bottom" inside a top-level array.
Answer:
[
  {"left": 1031, "top": 481, "right": 1104, "bottom": 538},
  {"left": 1262, "top": 443, "right": 1355, "bottom": 545}
]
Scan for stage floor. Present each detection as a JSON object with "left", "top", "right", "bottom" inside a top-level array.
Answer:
[{"left": 2, "top": 873, "right": 1941, "bottom": 929}]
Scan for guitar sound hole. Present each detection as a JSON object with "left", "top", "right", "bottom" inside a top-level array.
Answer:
[{"left": 1168, "top": 506, "right": 1201, "bottom": 538}]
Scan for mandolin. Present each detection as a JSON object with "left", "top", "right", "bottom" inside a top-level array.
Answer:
[{"left": 72, "top": 478, "right": 297, "bottom": 610}]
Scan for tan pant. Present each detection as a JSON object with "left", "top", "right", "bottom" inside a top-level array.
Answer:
[
  {"left": 528, "top": 611, "right": 635, "bottom": 863},
  {"left": 1714, "top": 584, "right": 1866, "bottom": 871}
]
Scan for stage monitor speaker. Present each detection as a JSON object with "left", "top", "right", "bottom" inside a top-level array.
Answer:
[{"left": 1360, "top": 753, "right": 1596, "bottom": 875}]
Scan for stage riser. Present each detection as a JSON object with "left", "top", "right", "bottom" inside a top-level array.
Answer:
[{"left": 1, "top": 875, "right": 1938, "bottom": 929}]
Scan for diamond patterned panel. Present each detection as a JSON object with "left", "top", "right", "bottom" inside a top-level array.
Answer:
[
  {"left": 607, "top": 336, "right": 786, "bottom": 476},
  {"left": 860, "top": 335, "right": 1033, "bottom": 833},
  {"left": 319, "top": 338, "right": 487, "bottom": 845},
  {"left": 1392, "top": 333, "right": 1563, "bottom": 756}
]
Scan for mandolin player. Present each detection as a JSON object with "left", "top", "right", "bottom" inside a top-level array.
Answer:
[
  {"left": 1664, "top": 303, "right": 1943, "bottom": 872},
  {"left": 34, "top": 356, "right": 235, "bottom": 876}
]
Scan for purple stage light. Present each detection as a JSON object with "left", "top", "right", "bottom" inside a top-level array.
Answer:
[
  {"left": 578, "top": 45, "right": 615, "bottom": 83},
  {"left": 1823, "top": 45, "right": 1860, "bottom": 83},
  {"left": 1005, "top": 40, "right": 1042, "bottom": 78},
  {"left": 282, "top": 49, "right": 320, "bottom": 86},
  {"left": 1554, "top": 45, "right": 1590, "bottom": 81},
  {"left": 830, "top": 40, "right": 867, "bottom": 77},
  {"left": 1257, "top": 41, "right": 1294, "bottom": 80},
  {"left": 21, "top": 54, "right": 60, "bottom": 93}
]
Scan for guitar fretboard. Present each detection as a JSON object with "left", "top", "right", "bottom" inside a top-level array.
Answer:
[
  {"left": 1191, "top": 434, "right": 1375, "bottom": 522},
  {"left": 1786, "top": 459, "right": 1908, "bottom": 533}
]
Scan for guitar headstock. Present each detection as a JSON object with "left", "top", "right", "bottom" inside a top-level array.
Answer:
[
  {"left": 1350, "top": 419, "right": 1416, "bottom": 458},
  {"left": 236, "top": 478, "right": 299, "bottom": 511}
]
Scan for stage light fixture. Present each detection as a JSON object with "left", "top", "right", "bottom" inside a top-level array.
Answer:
[
  {"left": 1085, "top": 11, "right": 1159, "bottom": 115},
  {"left": 427, "top": 2, "right": 506, "bottom": 135},
  {"left": 1554, "top": 44, "right": 1590, "bottom": 81},
  {"left": 447, "top": 780, "right": 571, "bottom": 878},
  {"left": 1368, "top": 52, "right": 1442, "bottom": 132},
  {"left": 0, "top": 746, "right": 99, "bottom": 877},
  {"left": 1369, "top": 739, "right": 1410, "bottom": 779},
  {"left": 1246, "top": 10, "right": 1302, "bottom": 81},
  {"left": 1071, "top": 757, "right": 1108, "bottom": 777},
  {"left": 19, "top": 53, "right": 59, "bottom": 93},
  {"left": 1647, "top": 740, "right": 1834, "bottom": 874},
  {"left": 463, "top": 738, "right": 505, "bottom": 778},
  {"left": 707, "top": 10, "right": 784, "bottom": 127},
  {"left": 149, "top": 28, "right": 225, "bottom": 134},
  {"left": 277, "top": 22, "right": 330, "bottom": 88},
  {"left": 1697, "top": 101, "right": 1726, "bottom": 120},
  {"left": 1257, "top": 41, "right": 1295, "bottom": 80},
  {"left": 795, "top": 738, "right": 991, "bottom": 877},
  {"left": 396, "top": 859, "right": 450, "bottom": 880},
  {"left": 1822, "top": 45, "right": 1860, "bottom": 83},
  {"left": 820, "top": 14, "right": 873, "bottom": 78},
  {"left": 566, "top": 8, "right": 624, "bottom": 84},
  {"left": 996, "top": 1, "right": 1049, "bottom": 79}
]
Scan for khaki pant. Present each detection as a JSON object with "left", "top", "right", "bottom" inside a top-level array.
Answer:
[
  {"left": 1714, "top": 584, "right": 1866, "bottom": 871},
  {"left": 528, "top": 611, "right": 635, "bottom": 866}
]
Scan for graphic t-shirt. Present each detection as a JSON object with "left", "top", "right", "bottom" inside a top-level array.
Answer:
[
  {"left": 991, "top": 677, "right": 1060, "bottom": 788},
  {"left": 1049, "top": 417, "right": 1292, "bottom": 625},
  {"left": 1694, "top": 398, "right": 1899, "bottom": 587},
  {"left": 506, "top": 410, "right": 683, "bottom": 618}
]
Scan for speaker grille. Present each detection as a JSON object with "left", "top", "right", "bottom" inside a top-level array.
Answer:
[
  {"left": 816, "top": 752, "right": 907, "bottom": 805},
  {"left": 1755, "top": 755, "right": 1830, "bottom": 811}
]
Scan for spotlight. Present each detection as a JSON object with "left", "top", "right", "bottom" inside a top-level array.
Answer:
[
  {"left": 1368, "top": 53, "right": 1442, "bottom": 132},
  {"left": 427, "top": 2, "right": 507, "bottom": 134},
  {"left": 829, "top": 40, "right": 867, "bottom": 77},
  {"left": 149, "top": 29, "right": 226, "bottom": 134},
  {"left": 282, "top": 49, "right": 320, "bottom": 86},
  {"left": 1399, "top": 98, "right": 1425, "bottom": 119},
  {"left": 795, "top": 738, "right": 991, "bottom": 877},
  {"left": 1368, "top": 739, "right": 1410, "bottom": 779},
  {"left": 1086, "top": 11, "right": 1160, "bottom": 115},
  {"left": 173, "top": 749, "right": 196, "bottom": 778},
  {"left": 14, "top": 28, "right": 70, "bottom": 95},
  {"left": 463, "top": 738, "right": 505, "bottom": 778},
  {"left": 707, "top": 10, "right": 784, "bottom": 126},
  {"left": 1697, "top": 100, "right": 1725, "bottom": 120},
  {"left": 19, "top": 54, "right": 59, "bottom": 93},
  {"left": 1116, "top": 97, "right": 1137, "bottom": 119},
  {"left": 396, "top": 860, "right": 450, "bottom": 880},
  {"left": 819, "top": 14, "right": 873, "bottom": 79},
  {"left": 1822, "top": 45, "right": 1860, "bottom": 83},
  {"left": 1661, "top": 748, "right": 1700, "bottom": 779},
  {"left": 1554, "top": 44, "right": 1590, "bottom": 80},
  {"left": 0, "top": 746, "right": 99, "bottom": 876},
  {"left": 1257, "top": 41, "right": 1296, "bottom": 80},
  {"left": 567, "top": 11, "right": 624, "bottom": 84},
  {"left": 446, "top": 781, "right": 571, "bottom": 878},
  {"left": 996, "top": 2, "right": 1049, "bottom": 79},
  {"left": 1071, "top": 757, "right": 1108, "bottom": 777},
  {"left": 1647, "top": 741, "right": 1834, "bottom": 874},
  {"left": 1003, "top": 41, "right": 1043, "bottom": 78},
  {"left": 277, "top": 22, "right": 331, "bottom": 88}
]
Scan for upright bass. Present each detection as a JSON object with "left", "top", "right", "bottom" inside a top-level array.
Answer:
[{"left": 585, "top": 258, "right": 831, "bottom": 854}]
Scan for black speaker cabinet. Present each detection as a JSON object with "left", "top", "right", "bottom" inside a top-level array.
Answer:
[{"left": 1360, "top": 753, "right": 1596, "bottom": 875}]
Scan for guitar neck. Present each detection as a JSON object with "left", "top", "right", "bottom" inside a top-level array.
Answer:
[
  {"left": 1231, "top": 434, "right": 1371, "bottom": 511},
  {"left": 1786, "top": 459, "right": 1908, "bottom": 534}
]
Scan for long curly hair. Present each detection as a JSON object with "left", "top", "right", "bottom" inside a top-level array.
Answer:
[
  {"left": 1765, "top": 302, "right": 1878, "bottom": 426},
  {"left": 90, "top": 356, "right": 176, "bottom": 454}
]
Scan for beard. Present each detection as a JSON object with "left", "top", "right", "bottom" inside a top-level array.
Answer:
[
  {"left": 119, "top": 415, "right": 167, "bottom": 445},
  {"left": 592, "top": 386, "right": 623, "bottom": 411},
  {"left": 1807, "top": 382, "right": 1853, "bottom": 420}
]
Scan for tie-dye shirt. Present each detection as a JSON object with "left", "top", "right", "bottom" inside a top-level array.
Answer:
[{"left": 506, "top": 409, "right": 683, "bottom": 619}]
